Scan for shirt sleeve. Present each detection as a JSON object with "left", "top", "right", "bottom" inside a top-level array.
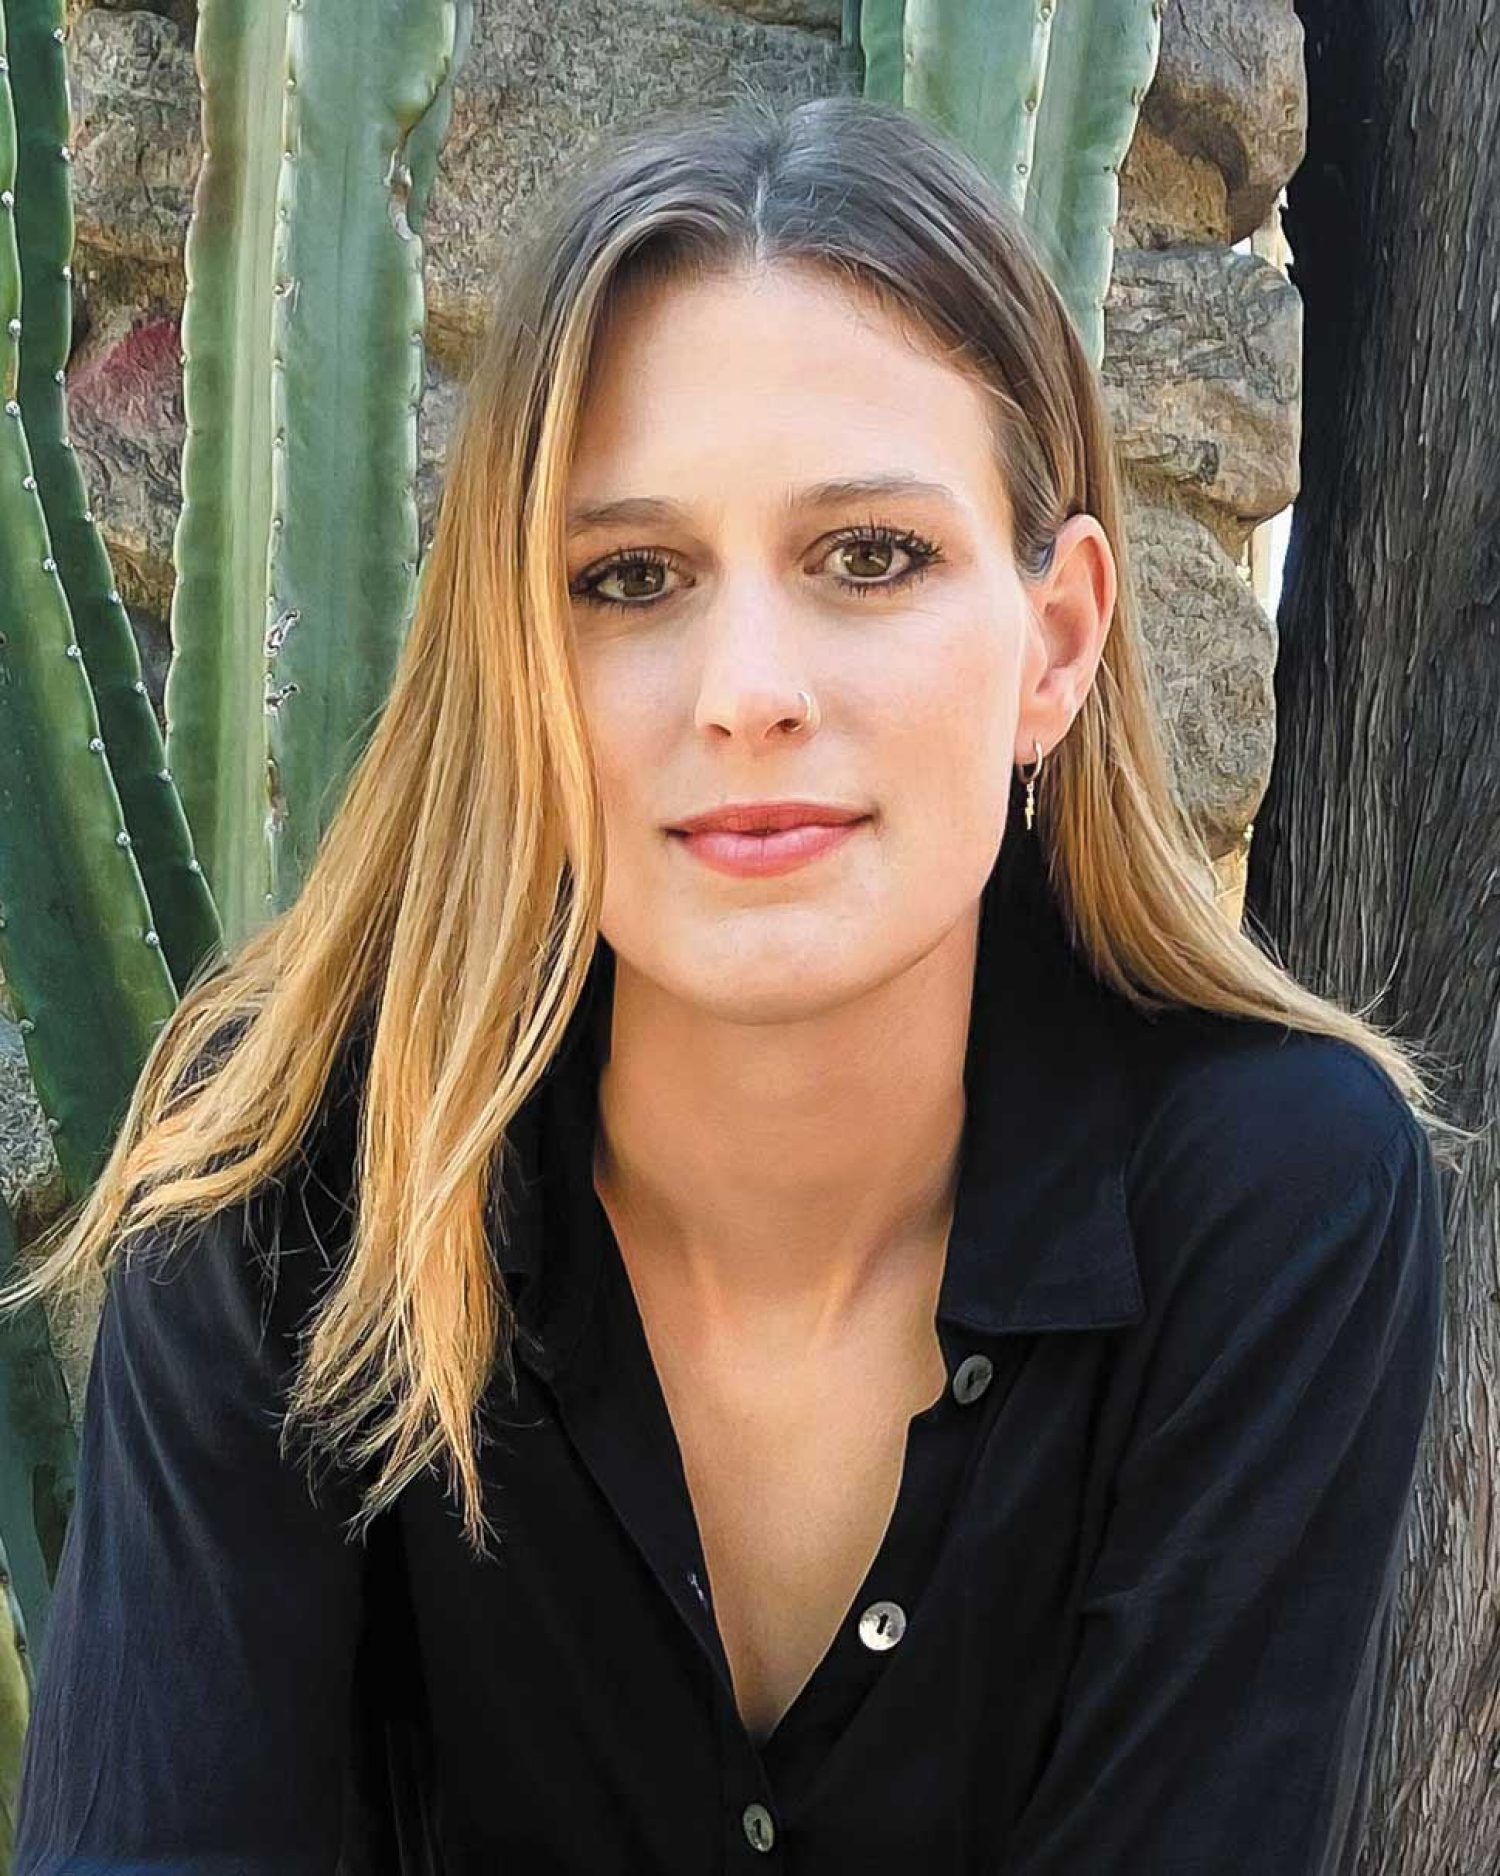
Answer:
[
  {"left": 996, "top": 1099, "right": 1446, "bottom": 1876},
  {"left": 12, "top": 1187, "right": 371, "bottom": 1876}
]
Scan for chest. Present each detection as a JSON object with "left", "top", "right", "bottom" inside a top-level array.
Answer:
[
  {"left": 622, "top": 1252, "right": 952, "bottom": 1745},
  {"left": 395, "top": 1264, "right": 1123, "bottom": 1868}
]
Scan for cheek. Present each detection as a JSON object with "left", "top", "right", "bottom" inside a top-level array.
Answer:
[
  {"left": 574, "top": 654, "right": 665, "bottom": 831},
  {"left": 874, "top": 637, "right": 1014, "bottom": 818}
]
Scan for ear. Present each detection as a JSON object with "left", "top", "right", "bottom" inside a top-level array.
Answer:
[{"left": 1015, "top": 513, "right": 1117, "bottom": 764}]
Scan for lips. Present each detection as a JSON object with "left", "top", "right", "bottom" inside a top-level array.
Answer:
[
  {"left": 671, "top": 816, "right": 870, "bottom": 878},
  {"left": 670, "top": 802, "right": 869, "bottom": 836}
]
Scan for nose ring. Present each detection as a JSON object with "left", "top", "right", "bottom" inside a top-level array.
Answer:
[{"left": 788, "top": 689, "right": 819, "bottom": 734}]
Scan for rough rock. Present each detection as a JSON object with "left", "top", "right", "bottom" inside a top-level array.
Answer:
[
  {"left": 1146, "top": 0, "right": 1306, "bottom": 242},
  {"left": 1121, "top": 493, "right": 1277, "bottom": 856},
  {"left": 1102, "top": 245, "right": 1302, "bottom": 538}
]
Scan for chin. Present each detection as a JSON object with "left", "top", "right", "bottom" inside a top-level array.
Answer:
[{"left": 651, "top": 943, "right": 874, "bottom": 1028}]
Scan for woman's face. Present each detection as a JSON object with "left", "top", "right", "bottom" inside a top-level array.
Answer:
[{"left": 562, "top": 263, "right": 1115, "bottom": 1023}]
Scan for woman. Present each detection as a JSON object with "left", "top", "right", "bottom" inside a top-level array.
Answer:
[{"left": 5, "top": 92, "right": 1464, "bottom": 1874}]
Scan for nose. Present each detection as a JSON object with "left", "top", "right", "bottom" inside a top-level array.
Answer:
[{"left": 690, "top": 586, "right": 819, "bottom": 743}]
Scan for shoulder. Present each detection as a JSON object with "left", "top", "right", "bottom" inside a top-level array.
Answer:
[
  {"left": 1115, "top": 1008, "right": 1438, "bottom": 1308},
  {"left": 116, "top": 1024, "right": 369, "bottom": 1358},
  {"left": 1130, "top": 1009, "right": 1422, "bottom": 1184},
  {"left": 112, "top": 1187, "right": 329, "bottom": 1373},
  {"left": 133, "top": 1001, "right": 365, "bottom": 1266}
]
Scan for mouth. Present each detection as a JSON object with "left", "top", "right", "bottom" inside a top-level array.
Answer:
[
  {"left": 668, "top": 803, "right": 872, "bottom": 837},
  {"left": 668, "top": 815, "right": 872, "bottom": 877}
]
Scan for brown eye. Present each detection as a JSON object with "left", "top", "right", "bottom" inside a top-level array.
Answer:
[
  {"left": 569, "top": 547, "right": 680, "bottom": 610},
  {"left": 835, "top": 539, "right": 900, "bottom": 581},
  {"left": 824, "top": 525, "right": 943, "bottom": 598}
]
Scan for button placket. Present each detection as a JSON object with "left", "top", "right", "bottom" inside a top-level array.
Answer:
[{"left": 729, "top": 1338, "right": 1010, "bottom": 1814}]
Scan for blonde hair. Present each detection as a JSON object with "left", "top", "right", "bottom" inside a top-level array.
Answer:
[{"left": 2, "top": 92, "right": 1475, "bottom": 1561}]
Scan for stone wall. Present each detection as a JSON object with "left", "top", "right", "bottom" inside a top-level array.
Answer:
[{"left": 4, "top": 0, "right": 1306, "bottom": 1402}]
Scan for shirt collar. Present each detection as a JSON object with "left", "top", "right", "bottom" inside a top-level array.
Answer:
[{"left": 487, "top": 780, "right": 1147, "bottom": 1382}]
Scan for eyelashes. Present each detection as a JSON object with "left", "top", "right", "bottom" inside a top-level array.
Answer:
[{"left": 568, "top": 522, "right": 944, "bottom": 612}]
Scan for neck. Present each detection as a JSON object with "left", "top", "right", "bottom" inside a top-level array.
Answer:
[{"left": 591, "top": 911, "right": 978, "bottom": 1355}]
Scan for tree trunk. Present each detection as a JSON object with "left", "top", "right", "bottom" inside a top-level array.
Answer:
[{"left": 1245, "top": 4, "right": 1499, "bottom": 1868}]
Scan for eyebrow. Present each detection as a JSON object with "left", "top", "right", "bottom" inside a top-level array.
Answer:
[{"left": 565, "top": 473, "right": 963, "bottom": 535}]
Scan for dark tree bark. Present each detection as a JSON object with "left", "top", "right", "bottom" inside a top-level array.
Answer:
[{"left": 1246, "top": 4, "right": 1499, "bottom": 1868}]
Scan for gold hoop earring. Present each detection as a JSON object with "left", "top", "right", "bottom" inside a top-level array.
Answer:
[{"left": 1018, "top": 737, "right": 1045, "bottom": 832}]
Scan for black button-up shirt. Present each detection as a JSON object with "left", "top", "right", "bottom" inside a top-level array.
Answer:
[{"left": 14, "top": 824, "right": 1447, "bottom": 1874}]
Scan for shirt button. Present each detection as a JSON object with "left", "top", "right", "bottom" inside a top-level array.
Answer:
[
  {"left": 742, "top": 1801, "right": 777, "bottom": 1851},
  {"left": 858, "top": 1599, "right": 907, "bottom": 1650},
  {"left": 952, "top": 1352, "right": 994, "bottom": 1404}
]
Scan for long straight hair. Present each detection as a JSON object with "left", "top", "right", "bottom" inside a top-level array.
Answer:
[{"left": 2, "top": 92, "right": 1474, "bottom": 1560}]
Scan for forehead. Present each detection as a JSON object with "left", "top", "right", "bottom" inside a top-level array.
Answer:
[{"left": 567, "top": 264, "right": 1012, "bottom": 539}]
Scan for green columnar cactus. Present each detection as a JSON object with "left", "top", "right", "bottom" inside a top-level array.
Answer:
[
  {"left": 168, "top": 0, "right": 470, "bottom": 938},
  {"left": 8, "top": 0, "right": 221, "bottom": 1004},
  {"left": 265, "top": 0, "right": 469, "bottom": 912},
  {"left": 0, "top": 0, "right": 180, "bottom": 1202},
  {"left": 859, "top": 0, "right": 1163, "bottom": 367},
  {"left": 0, "top": 1192, "right": 75, "bottom": 1687},
  {"left": 0, "top": 0, "right": 469, "bottom": 1203},
  {"left": 162, "top": 0, "right": 301, "bottom": 948}
]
